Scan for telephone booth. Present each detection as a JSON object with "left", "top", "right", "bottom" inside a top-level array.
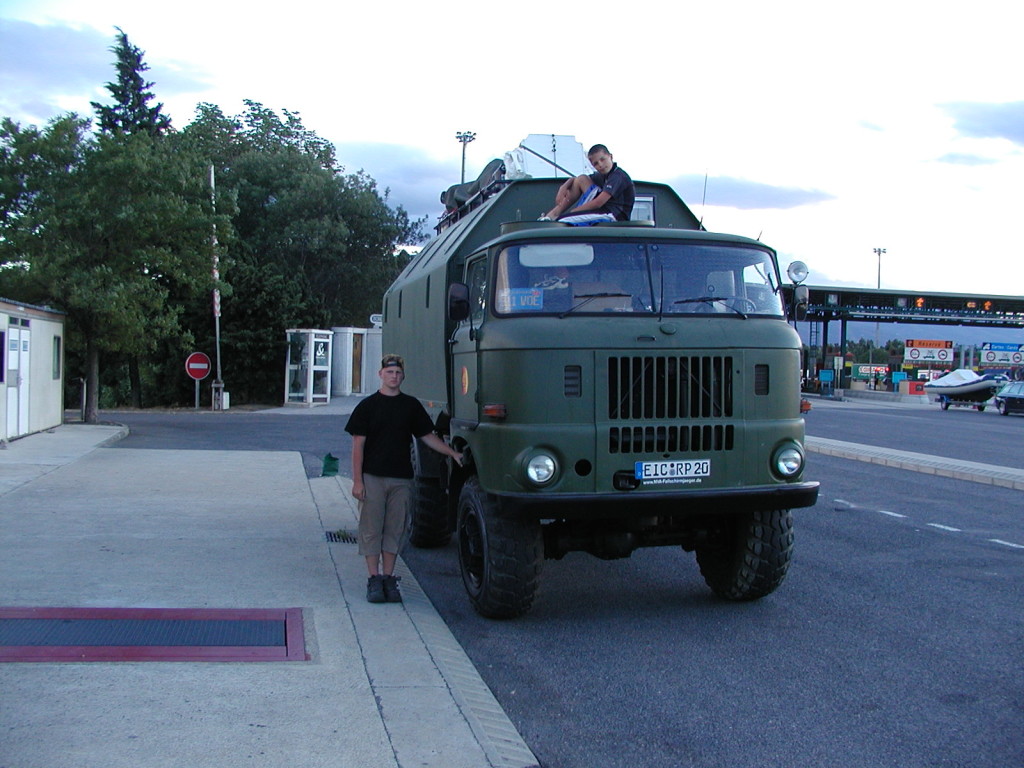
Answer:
[
  {"left": 331, "top": 326, "right": 382, "bottom": 396},
  {"left": 284, "top": 329, "right": 333, "bottom": 406}
]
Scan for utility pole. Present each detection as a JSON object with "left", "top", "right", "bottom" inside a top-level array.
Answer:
[
  {"left": 455, "top": 131, "right": 476, "bottom": 183},
  {"left": 211, "top": 165, "right": 225, "bottom": 410}
]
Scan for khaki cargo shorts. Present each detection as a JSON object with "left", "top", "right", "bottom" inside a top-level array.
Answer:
[{"left": 357, "top": 474, "right": 414, "bottom": 556}]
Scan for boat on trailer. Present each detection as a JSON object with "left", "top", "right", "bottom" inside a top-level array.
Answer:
[{"left": 924, "top": 369, "right": 1009, "bottom": 411}]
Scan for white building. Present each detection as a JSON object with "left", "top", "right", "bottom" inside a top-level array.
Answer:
[{"left": 2, "top": 298, "right": 66, "bottom": 440}]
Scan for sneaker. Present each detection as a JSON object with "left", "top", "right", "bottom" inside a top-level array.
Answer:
[
  {"left": 382, "top": 574, "right": 403, "bottom": 603},
  {"left": 366, "top": 574, "right": 386, "bottom": 603},
  {"left": 537, "top": 215, "right": 552, "bottom": 221}
]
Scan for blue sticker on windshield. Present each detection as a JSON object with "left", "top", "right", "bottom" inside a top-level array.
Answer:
[{"left": 505, "top": 288, "right": 545, "bottom": 311}]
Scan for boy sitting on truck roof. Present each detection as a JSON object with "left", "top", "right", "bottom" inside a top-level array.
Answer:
[{"left": 541, "top": 144, "right": 635, "bottom": 225}]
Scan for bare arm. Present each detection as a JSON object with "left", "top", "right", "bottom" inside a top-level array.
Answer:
[
  {"left": 351, "top": 434, "right": 366, "bottom": 500},
  {"left": 419, "top": 432, "right": 464, "bottom": 466}
]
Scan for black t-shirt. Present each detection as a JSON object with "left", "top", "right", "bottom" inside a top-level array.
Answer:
[
  {"left": 589, "top": 164, "right": 635, "bottom": 221},
  {"left": 345, "top": 391, "right": 435, "bottom": 479}
]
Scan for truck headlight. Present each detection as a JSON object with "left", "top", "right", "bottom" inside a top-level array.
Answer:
[
  {"left": 526, "top": 454, "right": 557, "bottom": 486},
  {"left": 772, "top": 444, "right": 804, "bottom": 478}
]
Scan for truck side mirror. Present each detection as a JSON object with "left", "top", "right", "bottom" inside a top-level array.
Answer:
[
  {"left": 793, "top": 284, "right": 809, "bottom": 321},
  {"left": 448, "top": 282, "right": 470, "bottom": 321}
]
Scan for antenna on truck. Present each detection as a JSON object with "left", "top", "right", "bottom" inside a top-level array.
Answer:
[
  {"left": 518, "top": 142, "right": 578, "bottom": 178},
  {"left": 699, "top": 170, "right": 708, "bottom": 227}
]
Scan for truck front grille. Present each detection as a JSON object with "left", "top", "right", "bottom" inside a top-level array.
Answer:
[
  {"left": 609, "top": 424, "right": 735, "bottom": 454},
  {"left": 607, "top": 355, "right": 733, "bottom": 420}
]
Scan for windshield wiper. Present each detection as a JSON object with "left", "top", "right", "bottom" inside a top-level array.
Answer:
[
  {"left": 673, "top": 296, "right": 747, "bottom": 318},
  {"left": 559, "top": 292, "right": 632, "bottom": 318}
]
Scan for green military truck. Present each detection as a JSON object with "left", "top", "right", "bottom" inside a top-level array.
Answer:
[{"left": 383, "top": 174, "right": 818, "bottom": 618}]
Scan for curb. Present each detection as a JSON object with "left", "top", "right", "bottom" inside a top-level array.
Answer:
[{"left": 805, "top": 436, "right": 1024, "bottom": 490}]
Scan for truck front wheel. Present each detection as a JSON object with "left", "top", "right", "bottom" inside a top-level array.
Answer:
[
  {"left": 695, "top": 509, "right": 794, "bottom": 601},
  {"left": 457, "top": 477, "right": 543, "bottom": 618}
]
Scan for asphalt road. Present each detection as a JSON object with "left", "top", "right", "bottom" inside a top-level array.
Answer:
[
  {"left": 107, "top": 402, "right": 1024, "bottom": 768},
  {"left": 804, "top": 395, "right": 1024, "bottom": 469},
  {"left": 403, "top": 451, "right": 1023, "bottom": 768},
  {"left": 107, "top": 409, "right": 348, "bottom": 478}
]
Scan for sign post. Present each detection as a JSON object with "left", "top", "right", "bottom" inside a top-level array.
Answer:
[{"left": 185, "top": 352, "right": 212, "bottom": 409}]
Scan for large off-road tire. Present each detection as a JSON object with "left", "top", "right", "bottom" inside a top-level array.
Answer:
[
  {"left": 457, "top": 477, "right": 543, "bottom": 619},
  {"left": 409, "top": 475, "right": 449, "bottom": 548},
  {"left": 408, "top": 444, "right": 450, "bottom": 548},
  {"left": 695, "top": 509, "right": 794, "bottom": 601}
]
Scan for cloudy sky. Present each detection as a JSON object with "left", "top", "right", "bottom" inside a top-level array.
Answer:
[{"left": 2, "top": 0, "right": 1023, "bottom": 298}]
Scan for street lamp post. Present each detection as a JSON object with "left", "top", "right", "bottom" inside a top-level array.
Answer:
[
  {"left": 455, "top": 131, "right": 476, "bottom": 183},
  {"left": 873, "top": 247, "right": 886, "bottom": 290},
  {"left": 871, "top": 247, "right": 886, "bottom": 376}
]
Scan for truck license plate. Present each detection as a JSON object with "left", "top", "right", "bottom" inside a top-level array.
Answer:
[{"left": 635, "top": 459, "right": 711, "bottom": 481}]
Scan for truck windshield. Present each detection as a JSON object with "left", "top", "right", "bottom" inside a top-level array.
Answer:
[{"left": 493, "top": 241, "right": 784, "bottom": 317}]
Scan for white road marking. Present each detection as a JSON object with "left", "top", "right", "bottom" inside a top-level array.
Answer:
[
  {"left": 989, "top": 539, "right": 1024, "bottom": 550},
  {"left": 927, "top": 523, "right": 962, "bottom": 532},
  {"left": 878, "top": 510, "right": 907, "bottom": 518}
]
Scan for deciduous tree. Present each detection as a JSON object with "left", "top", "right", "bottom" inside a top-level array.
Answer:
[
  {"left": 0, "top": 120, "right": 227, "bottom": 421},
  {"left": 177, "top": 101, "right": 423, "bottom": 403}
]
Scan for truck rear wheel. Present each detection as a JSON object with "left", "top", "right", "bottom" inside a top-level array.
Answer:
[
  {"left": 409, "top": 475, "right": 450, "bottom": 548},
  {"left": 408, "top": 443, "right": 450, "bottom": 548},
  {"left": 695, "top": 509, "right": 794, "bottom": 601},
  {"left": 457, "top": 477, "right": 543, "bottom": 618}
]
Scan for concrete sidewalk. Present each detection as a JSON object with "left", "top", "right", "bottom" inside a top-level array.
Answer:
[{"left": 0, "top": 423, "right": 538, "bottom": 768}]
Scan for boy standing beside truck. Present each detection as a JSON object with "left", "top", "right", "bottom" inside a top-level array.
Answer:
[{"left": 346, "top": 354, "right": 463, "bottom": 603}]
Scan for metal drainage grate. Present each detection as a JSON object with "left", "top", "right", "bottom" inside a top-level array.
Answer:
[{"left": 326, "top": 530, "right": 357, "bottom": 544}]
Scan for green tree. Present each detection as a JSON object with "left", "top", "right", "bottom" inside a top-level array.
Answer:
[
  {"left": 90, "top": 28, "right": 171, "bottom": 137},
  {"left": 4, "top": 86, "right": 421, "bottom": 410},
  {"left": 176, "top": 101, "right": 423, "bottom": 403},
  {"left": 90, "top": 28, "right": 177, "bottom": 406},
  {"left": 0, "top": 116, "right": 90, "bottom": 262},
  {"left": 0, "top": 116, "right": 228, "bottom": 421}
]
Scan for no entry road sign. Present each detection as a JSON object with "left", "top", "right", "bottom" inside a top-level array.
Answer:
[{"left": 185, "top": 352, "right": 212, "bottom": 381}]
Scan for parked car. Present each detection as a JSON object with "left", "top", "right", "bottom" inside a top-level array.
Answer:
[{"left": 994, "top": 381, "right": 1024, "bottom": 416}]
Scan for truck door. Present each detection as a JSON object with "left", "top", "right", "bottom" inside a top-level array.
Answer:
[{"left": 450, "top": 257, "right": 486, "bottom": 427}]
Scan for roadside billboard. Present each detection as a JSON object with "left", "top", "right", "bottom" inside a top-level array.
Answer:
[{"left": 851, "top": 364, "right": 888, "bottom": 380}]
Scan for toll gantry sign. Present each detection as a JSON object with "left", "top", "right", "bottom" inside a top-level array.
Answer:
[
  {"left": 904, "top": 339, "right": 953, "bottom": 363},
  {"left": 981, "top": 342, "right": 1024, "bottom": 366}
]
